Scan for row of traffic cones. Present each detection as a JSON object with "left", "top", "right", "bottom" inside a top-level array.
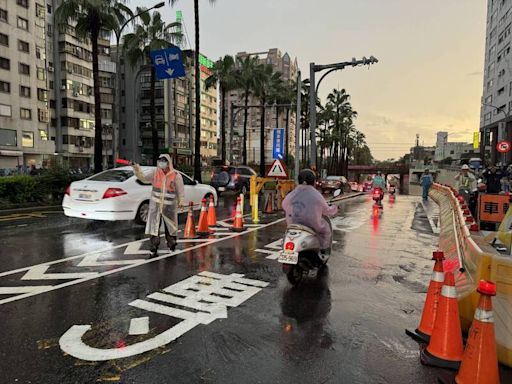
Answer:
[
  {"left": 183, "top": 195, "right": 245, "bottom": 239},
  {"left": 406, "top": 251, "right": 500, "bottom": 383}
]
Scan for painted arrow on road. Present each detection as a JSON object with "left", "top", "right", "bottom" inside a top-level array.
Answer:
[{"left": 21, "top": 265, "right": 98, "bottom": 280}]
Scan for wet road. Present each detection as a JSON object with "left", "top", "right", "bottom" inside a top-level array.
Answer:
[{"left": 0, "top": 194, "right": 511, "bottom": 383}]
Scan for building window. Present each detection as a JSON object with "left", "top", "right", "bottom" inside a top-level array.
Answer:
[
  {"left": 488, "top": 79, "right": 494, "bottom": 89},
  {"left": 20, "top": 86, "right": 31, "bottom": 98},
  {"left": 0, "top": 128, "right": 16, "bottom": 146},
  {"left": 36, "top": 67, "right": 45, "bottom": 80},
  {"left": 38, "top": 108, "right": 49, "bottom": 122},
  {"left": 39, "top": 130, "right": 48, "bottom": 141},
  {"left": 0, "top": 33, "right": 8, "bottom": 47},
  {"left": 17, "top": 17, "right": 29, "bottom": 31},
  {"left": 0, "top": 81, "right": 10, "bottom": 93},
  {"left": 484, "top": 111, "right": 492, "bottom": 122},
  {"left": 0, "top": 9, "right": 7, "bottom": 23},
  {"left": 20, "top": 108, "right": 32, "bottom": 120},
  {"left": 22, "top": 131, "right": 34, "bottom": 148},
  {"left": 35, "top": 46, "right": 44, "bottom": 60},
  {"left": 0, "top": 57, "right": 10, "bottom": 70},
  {"left": 498, "top": 86, "right": 505, "bottom": 96},
  {"left": 0, "top": 104, "right": 11, "bottom": 117},
  {"left": 19, "top": 63, "right": 30, "bottom": 75},
  {"left": 47, "top": 4, "right": 52, "bottom": 14},
  {"left": 17, "top": 0, "right": 29, "bottom": 8},
  {"left": 18, "top": 40, "right": 29, "bottom": 53},
  {"left": 37, "top": 88, "right": 47, "bottom": 101},
  {"left": 36, "top": 3, "right": 45, "bottom": 18}
]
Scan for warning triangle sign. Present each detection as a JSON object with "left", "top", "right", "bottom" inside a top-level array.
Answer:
[{"left": 266, "top": 159, "right": 289, "bottom": 179}]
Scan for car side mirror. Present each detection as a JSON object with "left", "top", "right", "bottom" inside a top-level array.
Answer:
[{"left": 333, "top": 189, "right": 342, "bottom": 197}]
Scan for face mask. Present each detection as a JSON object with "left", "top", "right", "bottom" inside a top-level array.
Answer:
[{"left": 157, "top": 161, "right": 168, "bottom": 169}]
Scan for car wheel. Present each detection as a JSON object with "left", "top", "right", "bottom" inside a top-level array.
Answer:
[{"left": 135, "top": 200, "right": 149, "bottom": 225}]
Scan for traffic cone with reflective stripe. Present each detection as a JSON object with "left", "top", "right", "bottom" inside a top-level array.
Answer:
[
  {"left": 455, "top": 280, "right": 500, "bottom": 384},
  {"left": 407, "top": 251, "right": 445, "bottom": 343},
  {"left": 231, "top": 196, "right": 245, "bottom": 232},
  {"left": 264, "top": 192, "right": 274, "bottom": 214},
  {"left": 184, "top": 201, "right": 198, "bottom": 239},
  {"left": 207, "top": 195, "right": 217, "bottom": 229},
  {"left": 197, "top": 198, "right": 210, "bottom": 236},
  {"left": 420, "top": 272, "right": 464, "bottom": 370}
]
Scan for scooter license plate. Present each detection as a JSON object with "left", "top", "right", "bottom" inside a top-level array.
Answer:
[{"left": 278, "top": 251, "right": 299, "bottom": 264}]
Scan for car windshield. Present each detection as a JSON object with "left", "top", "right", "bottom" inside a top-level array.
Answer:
[{"left": 88, "top": 170, "right": 134, "bottom": 182}]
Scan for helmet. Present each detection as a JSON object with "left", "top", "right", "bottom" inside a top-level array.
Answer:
[
  {"left": 298, "top": 169, "right": 316, "bottom": 186},
  {"left": 461, "top": 164, "right": 469, "bottom": 170}
]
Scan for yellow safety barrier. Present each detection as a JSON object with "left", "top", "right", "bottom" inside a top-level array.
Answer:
[
  {"left": 249, "top": 176, "right": 295, "bottom": 222},
  {"left": 430, "top": 183, "right": 512, "bottom": 367}
]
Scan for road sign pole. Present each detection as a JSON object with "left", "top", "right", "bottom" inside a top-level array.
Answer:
[{"left": 295, "top": 71, "right": 301, "bottom": 182}]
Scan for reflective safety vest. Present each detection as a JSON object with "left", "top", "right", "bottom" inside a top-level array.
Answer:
[{"left": 151, "top": 169, "right": 177, "bottom": 206}]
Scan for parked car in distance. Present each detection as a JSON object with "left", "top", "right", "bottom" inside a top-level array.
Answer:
[
  {"left": 62, "top": 166, "right": 217, "bottom": 225},
  {"left": 210, "top": 165, "right": 257, "bottom": 195},
  {"left": 320, "top": 176, "right": 347, "bottom": 194},
  {"left": 363, "top": 177, "right": 373, "bottom": 192}
]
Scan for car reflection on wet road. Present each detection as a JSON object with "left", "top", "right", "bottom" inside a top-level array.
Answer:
[{"left": 0, "top": 194, "right": 510, "bottom": 383}]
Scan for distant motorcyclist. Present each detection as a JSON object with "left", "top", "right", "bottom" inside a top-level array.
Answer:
[
  {"left": 372, "top": 171, "right": 386, "bottom": 190},
  {"left": 282, "top": 169, "right": 338, "bottom": 252}
]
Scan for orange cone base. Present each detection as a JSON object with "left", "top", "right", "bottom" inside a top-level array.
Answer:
[
  {"left": 405, "top": 328, "right": 429, "bottom": 344},
  {"left": 414, "top": 328, "right": 431, "bottom": 343},
  {"left": 231, "top": 227, "right": 246, "bottom": 233},
  {"left": 197, "top": 231, "right": 210, "bottom": 237},
  {"left": 420, "top": 344, "right": 461, "bottom": 371}
]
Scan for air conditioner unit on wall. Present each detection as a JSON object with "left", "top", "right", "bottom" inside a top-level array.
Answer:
[{"left": 48, "top": 66, "right": 54, "bottom": 72}]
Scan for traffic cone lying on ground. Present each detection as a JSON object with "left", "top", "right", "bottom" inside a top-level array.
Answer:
[
  {"left": 455, "top": 280, "right": 500, "bottom": 384},
  {"left": 207, "top": 195, "right": 217, "bottom": 229},
  {"left": 184, "top": 201, "right": 198, "bottom": 239},
  {"left": 231, "top": 196, "right": 245, "bottom": 232},
  {"left": 407, "top": 251, "right": 445, "bottom": 343},
  {"left": 264, "top": 192, "right": 274, "bottom": 214},
  {"left": 420, "top": 271, "right": 464, "bottom": 370},
  {"left": 197, "top": 198, "right": 210, "bottom": 236}
]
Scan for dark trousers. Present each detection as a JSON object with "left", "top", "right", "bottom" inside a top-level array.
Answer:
[{"left": 150, "top": 219, "right": 177, "bottom": 252}]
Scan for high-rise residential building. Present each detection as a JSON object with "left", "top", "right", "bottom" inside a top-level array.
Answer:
[
  {"left": 119, "top": 49, "right": 218, "bottom": 166},
  {"left": 0, "top": 0, "right": 54, "bottom": 171},
  {"left": 480, "top": 0, "right": 512, "bottom": 164},
  {"left": 226, "top": 48, "right": 298, "bottom": 166}
]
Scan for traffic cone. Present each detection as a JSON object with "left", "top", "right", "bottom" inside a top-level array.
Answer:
[
  {"left": 264, "top": 192, "right": 274, "bottom": 214},
  {"left": 207, "top": 195, "right": 217, "bottom": 229},
  {"left": 231, "top": 196, "right": 245, "bottom": 232},
  {"left": 455, "top": 280, "right": 500, "bottom": 384},
  {"left": 197, "top": 198, "right": 210, "bottom": 236},
  {"left": 469, "top": 223, "right": 479, "bottom": 232},
  {"left": 465, "top": 216, "right": 475, "bottom": 224},
  {"left": 407, "top": 251, "right": 445, "bottom": 343},
  {"left": 457, "top": 196, "right": 465, "bottom": 204},
  {"left": 463, "top": 208, "right": 471, "bottom": 216},
  {"left": 420, "top": 272, "right": 464, "bottom": 370},
  {"left": 184, "top": 201, "right": 198, "bottom": 239}
]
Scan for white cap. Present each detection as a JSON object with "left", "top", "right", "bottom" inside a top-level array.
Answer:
[{"left": 462, "top": 164, "right": 469, "bottom": 170}]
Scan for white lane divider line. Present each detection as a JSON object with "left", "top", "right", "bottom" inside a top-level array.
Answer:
[
  {"left": 128, "top": 317, "right": 150, "bottom": 336},
  {"left": 0, "top": 286, "right": 54, "bottom": 295},
  {"left": 20, "top": 265, "right": 98, "bottom": 281},
  {"left": 255, "top": 248, "right": 280, "bottom": 260},
  {"left": 78, "top": 253, "right": 145, "bottom": 267}
]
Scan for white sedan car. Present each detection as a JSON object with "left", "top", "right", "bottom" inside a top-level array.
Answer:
[{"left": 62, "top": 166, "right": 217, "bottom": 225}]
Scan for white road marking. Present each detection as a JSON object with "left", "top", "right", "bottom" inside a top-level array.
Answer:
[
  {"left": 0, "top": 218, "right": 284, "bottom": 306},
  {"left": 59, "top": 272, "right": 268, "bottom": 361},
  {"left": 123, "top": 241, "right": 150, "bottom": 255},
  {"left": 128, "top": 317, "right": 149, "bottom": 336},
  {"left": 20, "top": 265, "right": 98, "bottom": 281},
  {"left": 0, "top": 286, "right": 54, "bottom": 295},
  {"left": 78, "top": 253, "right": 145, "bottom": 267}
]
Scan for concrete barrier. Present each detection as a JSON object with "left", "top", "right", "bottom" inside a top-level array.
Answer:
[{"left": 430, "top": 183, "right": 512, "bottom": 367}]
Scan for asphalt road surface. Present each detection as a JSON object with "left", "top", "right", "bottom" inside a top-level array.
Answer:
[{"left": 0, "top": 193, "right": 510, "bottom": 383}]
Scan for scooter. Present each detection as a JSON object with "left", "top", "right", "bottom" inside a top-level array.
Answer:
[
  {"left": 372, "top": 187, "right": 384, "bottom": 207},
  {"left": 278, "top": 189, "right": 340, "bottom": 286}
]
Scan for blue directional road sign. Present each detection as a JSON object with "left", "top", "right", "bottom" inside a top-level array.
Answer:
[
  {"left": 272, "top": 128, "right": 285, "bottom": 160},
  {"left": 150, "top": 47, "right": 186, "bottom": 80}
]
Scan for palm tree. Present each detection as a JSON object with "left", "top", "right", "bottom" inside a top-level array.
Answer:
[
  {"left": 254, "top": 64, "right": 283, "bottom": 175},
  {"left": 170, "top": 0, "right": 216, "bottom": 182},
  {"left": 235, "top": 56, "right": 259, "bottom": 164},
  {"left": 123, "top": 9, "right": 181, "bottom": 165},
  {"left": 205, "top": 55, "right": 236, "bottom": 164},
  {"left": 56, "top": 0, "right": 132, "bottom": 172}
]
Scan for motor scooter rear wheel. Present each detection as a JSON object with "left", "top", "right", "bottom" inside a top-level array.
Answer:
[{"left": 286, "top": 265, "right": 305, "bottom": 286}]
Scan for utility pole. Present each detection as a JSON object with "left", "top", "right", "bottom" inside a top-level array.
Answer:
[{"left": 295, "top": 71, "right": 301, "bottom": 181}]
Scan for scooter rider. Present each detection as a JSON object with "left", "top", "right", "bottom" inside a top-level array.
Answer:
[
  {"left": 282, "top": 169, "right": 338, "bottom": 253},
  {"left": 372, "top": 171, "right": 386, "bottom": 190}
]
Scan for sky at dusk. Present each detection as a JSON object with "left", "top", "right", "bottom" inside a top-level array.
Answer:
[{"left": 130, "top": 0, "right": 487, "bottom": 160}]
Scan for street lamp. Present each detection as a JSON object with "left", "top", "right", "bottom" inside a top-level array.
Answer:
[
  {"left": 113, "top": 2, "right": 165, "bottom": 165},
  {"left": 308, "top": 56, "right": 378, "bottom": 170}
]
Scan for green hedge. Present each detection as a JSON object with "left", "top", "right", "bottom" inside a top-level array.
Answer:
[{"left": 0, "top": 167, "right": 87, "bottom": 207}]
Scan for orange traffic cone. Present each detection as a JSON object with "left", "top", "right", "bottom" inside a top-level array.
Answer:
[
  {"left": 455, "top": 280, "right": 500, "bottom": 384},
  {"left": 420, "top": 272, "right": 464, "bottom": 370},
  {"left": 197, "top": 198, "right": 210, "bottom": 236},
  {"left": 184, "top": 201, "right": 198, "bottom": 239},
  {"left": 207, "top": 195, "right": 217, "bottom": 229},
  {"left": 231, "top": 196, "right": 245, "bottom": 232},
  {"left": 407, "top": 251, "right": 445, "bottom": 343},
  {"left": 264, "top": 192, "right": 274, "bottom": 214}
]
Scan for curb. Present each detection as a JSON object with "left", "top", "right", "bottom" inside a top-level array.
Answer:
[{"left": 0, "top": 205, "right": 62, "bottom": 215}]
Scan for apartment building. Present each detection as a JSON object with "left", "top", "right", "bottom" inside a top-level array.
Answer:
[
  {"left": 119, "top": 49, "right": 218, "bottom": 166},
  {"left": 226, "top": 48, "right": 298, "bottom": 166},
  {"left": 480, "top": 0, "right": 512, "bottom": 165},
  {"left": 0, "top": 0, "right": 54, "bottom": 171}
]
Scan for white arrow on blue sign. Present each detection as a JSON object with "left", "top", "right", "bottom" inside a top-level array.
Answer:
[
  {"left": 272, "top": 128, "right": 285, "bottom": 160},
  {"left": 150, "top": 47, "right": 186, "bottom": 80}
]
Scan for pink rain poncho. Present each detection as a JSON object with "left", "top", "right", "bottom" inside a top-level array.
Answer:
[{"left": 282, "top": 185, "right": 338, "bottom": 249}]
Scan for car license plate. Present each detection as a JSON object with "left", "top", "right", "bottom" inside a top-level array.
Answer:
[
  {"left": 79, "top": 193, "right": 92, "bottom": 199},
  {"left": 278, "top": 251, "right": 299, "bottom": 264},
  {"left": 218, "top": 187, "right": 226, "bottom": 191}
]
